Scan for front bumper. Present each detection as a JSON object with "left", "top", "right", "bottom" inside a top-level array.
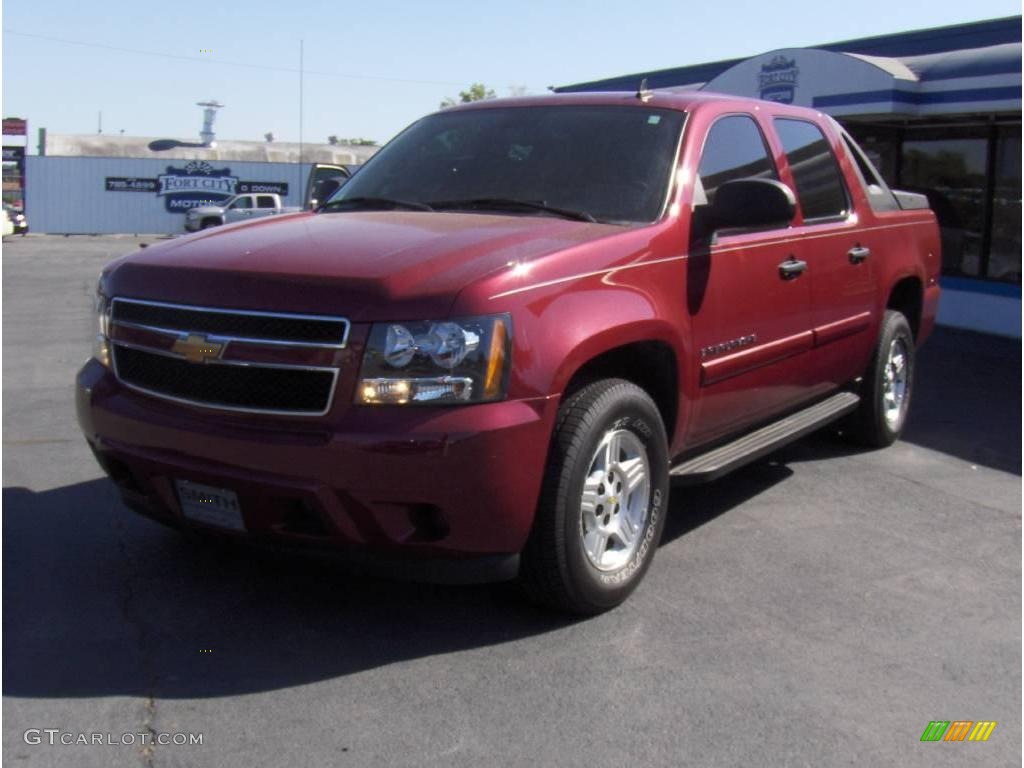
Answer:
[{"left": 76, "top": 359, "right": 558, "bottom": 582}]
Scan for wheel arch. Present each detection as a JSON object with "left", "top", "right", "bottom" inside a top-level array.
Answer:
[
  {"left": 886, "top": 275, "right": 924, "bottom": 340},
  {"left": 555, "top": 331, "right": 682, "bottom": 445}
]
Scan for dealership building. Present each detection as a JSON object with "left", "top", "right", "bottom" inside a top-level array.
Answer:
[
  {"left": 559, "top": 16, "right": 1022, "bottom": 337},
  {"left": 12, "top": 134, "right": 377, "bottom": 237},
  {"left": 6, "top": 17, "right": 1019, "bottom": 337}
]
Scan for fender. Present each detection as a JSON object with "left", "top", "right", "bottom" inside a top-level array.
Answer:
[{"left": 490, "top": 264, "right": 690, "bottom": 447}]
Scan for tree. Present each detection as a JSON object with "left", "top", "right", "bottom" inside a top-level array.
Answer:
[{"left": 440, "top": 83, "right": 497, "bottom": 109}]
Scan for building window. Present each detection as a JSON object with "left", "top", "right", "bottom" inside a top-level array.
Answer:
[
  {"left": 989, "top": 126, "right": 1021, "bottom": 283},
  {"left": 899, "top": 129, "right": 988, "bottom": 280},
  {"left": 843, "top": 125, "right": 900, "bottom": 185}
]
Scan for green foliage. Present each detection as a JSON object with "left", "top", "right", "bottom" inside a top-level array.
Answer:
[{"left": 440, "top": 83, "right": 497, "bottom": 109}]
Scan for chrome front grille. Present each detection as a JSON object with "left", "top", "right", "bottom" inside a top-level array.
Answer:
[
  {"left": 109, "top": 298, "right": 349, "bottom": 416},
  {"left": 111, "top": 298, "right": 349, "bottom": 347}
]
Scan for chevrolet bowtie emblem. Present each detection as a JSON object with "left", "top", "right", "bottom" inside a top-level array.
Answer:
[{"left": 171, "top": 333, "right": 224, "bottom": 363}]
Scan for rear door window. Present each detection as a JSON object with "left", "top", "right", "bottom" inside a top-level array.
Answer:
[
  {"left": 773, "top": 119, "right": 849, "bottom": 221},
  {"left": 256, "top": 195, "right": 277, "bottom": 209}
]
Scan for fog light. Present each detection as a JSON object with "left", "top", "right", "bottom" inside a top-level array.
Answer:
[
  {"left": 93, "top": 334, "right": 111, "bottom": 368},
  {"left": 358, "top": 377, "right": 472, "bottom": 404}
]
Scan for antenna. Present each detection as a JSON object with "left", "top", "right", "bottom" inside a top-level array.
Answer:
[{"left": 636, "top": 78, "right": 653, "bottom": 103}]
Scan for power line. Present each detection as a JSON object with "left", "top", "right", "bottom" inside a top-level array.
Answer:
[{"left": 2, "top": 29, "right": 496, "bottom": 88}]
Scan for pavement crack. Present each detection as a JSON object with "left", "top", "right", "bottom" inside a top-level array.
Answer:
[{"left": 140, "top": 693, "right": 158, "bottom": 767}]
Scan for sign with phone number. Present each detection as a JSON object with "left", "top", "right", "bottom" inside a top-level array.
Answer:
[
  {"left": 105, "top": 178, "right": 289, "bottom": 195},
  {"left": 105, "top": 177, "right": 160, "bottom": 192}
]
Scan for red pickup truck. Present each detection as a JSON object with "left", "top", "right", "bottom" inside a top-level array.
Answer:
[{"left": 77, "top": 90, "right": 940, "bottom": 613}]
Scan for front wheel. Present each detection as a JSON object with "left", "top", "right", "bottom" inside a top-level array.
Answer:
[
  {"left": 845, "top": 309, "right": 915, "bottom": 447},
  {"left": 520, "top": 379, "right": 669, "bottom": 614}
]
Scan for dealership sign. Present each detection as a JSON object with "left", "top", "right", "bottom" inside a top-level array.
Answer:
[
  {"left": 237, "top": 181, "right": 289, "bottom": 195},
  {"left": 2, "top": 118, "right": 27, "bottom": 136},
  {"left": 757, "top": 56, "right": 799, "bottom": 104},
  {"left": 105, "top": 161, "right": 289, "bottom": 214},
  {"left": 157, "top": 161, "right": 238, "bottom": 211},
  {"left": 105, "top": 177, "right": 159, "bottom": 193}
]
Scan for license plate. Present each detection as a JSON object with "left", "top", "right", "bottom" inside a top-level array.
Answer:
[{"left": 175, "top": 480, "right": 245, "bottom": 532}]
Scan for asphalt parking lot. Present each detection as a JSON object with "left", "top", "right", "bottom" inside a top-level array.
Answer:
[{"left": 3, "top": 234, "right": 1021, "bottom": 767}]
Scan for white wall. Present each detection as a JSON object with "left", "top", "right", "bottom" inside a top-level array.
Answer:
[{"left": 26, "top": 156, "right": 312, "bottom": 234}]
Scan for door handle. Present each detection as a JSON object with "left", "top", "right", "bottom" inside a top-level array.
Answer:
[
  {"left": 848, "top": 245, "right": 871, "bottom": 264},
  {"left": 778, "top": 257, "right": 808, "bottom": 280}
]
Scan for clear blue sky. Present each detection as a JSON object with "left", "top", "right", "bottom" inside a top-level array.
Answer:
[{"left": 2, "top": 0, "right": 1019, "bottom": 148}]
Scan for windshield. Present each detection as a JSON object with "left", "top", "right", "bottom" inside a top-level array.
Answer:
[{"left": 323, "top": 105, "right": 686, "bottom": 224}]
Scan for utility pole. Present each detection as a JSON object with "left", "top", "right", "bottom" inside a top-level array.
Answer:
[
  {"left": 298, "top": 39, "right": 304, "bottom": 205},
  {"left": 98, "top": 111, "right": 102, "bottom": 134}
]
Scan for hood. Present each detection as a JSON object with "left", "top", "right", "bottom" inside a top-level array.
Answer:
[
  {"left": 187, "top": 205, "right": 225, "bottom": 215},
  {"left": 107, "top": 211, "right": 622, "bottom": 321}
]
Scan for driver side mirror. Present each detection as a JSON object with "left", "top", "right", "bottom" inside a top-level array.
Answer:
[{"left": 698, "top": 178, "right": 796, "bottom": 236}]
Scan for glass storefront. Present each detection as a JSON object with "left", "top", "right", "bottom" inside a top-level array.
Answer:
[
  {"left": 989, "top": 127, "right": 1022, "bottom": 283},
  {"left": 900, "top": 130, "right": 988, "bottom": 279},
  {"left": 848, "top": 122, "right": 1022, "bottom": 285}
]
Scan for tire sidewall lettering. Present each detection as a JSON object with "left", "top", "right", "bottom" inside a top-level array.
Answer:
[
  {"left": 554, "top": 382, "right": 670, "bottom": 610},
  {"left": 596, "top": 483, "right": 662, "bottom": 586},
  {"left": 611, "top": 415, "right": 652, "bottom": 439}
]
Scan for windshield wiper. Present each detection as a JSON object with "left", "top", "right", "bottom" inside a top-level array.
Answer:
[
  {"left": 318, "top": 196, "right": 435, "bottom": 213},
  {"left": 429, "top": 198, "right": 597, "bottom": 223}
]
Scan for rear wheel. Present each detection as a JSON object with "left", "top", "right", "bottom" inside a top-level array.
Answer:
[
  {"left": 845, "top": 310, "right": 915, "bottom": 447},
  {"left": 520, "top": 379, "right": 669, "bottom": 614}
]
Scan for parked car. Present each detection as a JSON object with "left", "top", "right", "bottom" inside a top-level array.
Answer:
[
  {"left": 3, "top": 204, "right": 27, "bottom": 235},
  {"left": 305, "top": 163, "right": 354, "bottom": 209},
  {"left": 183, "top": 193, "right": 302, "bottom": 231},
  {"left": 77, "top": 91, "right": 940, "bottom": 614}
]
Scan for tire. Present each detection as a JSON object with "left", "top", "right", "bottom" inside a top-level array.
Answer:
[
  {"left": 844, "top": 310, "right": 915, "bottom": 447},
  {"left": 520, "top": 379, "right": 669, "bottom": 614}
]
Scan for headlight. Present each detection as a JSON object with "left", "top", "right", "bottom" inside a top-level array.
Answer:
[
  {"left": 93, "top": 282, "right": 112, "bottom": 367},
  {"left": 357, "top": 315, "right": 511, "bottom": 405}
]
